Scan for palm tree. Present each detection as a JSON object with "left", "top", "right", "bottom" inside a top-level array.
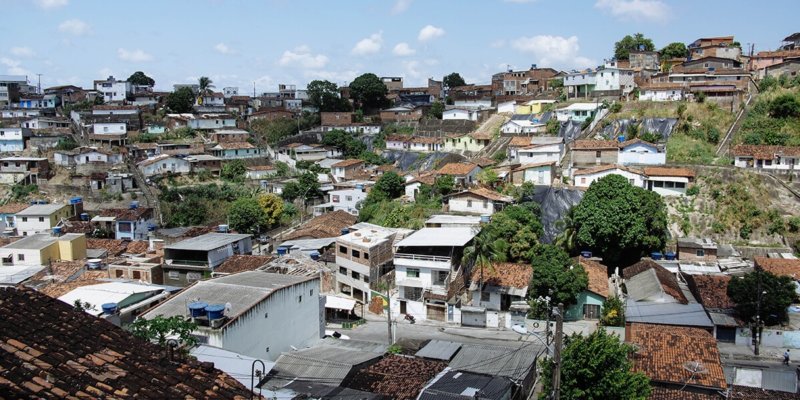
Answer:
[
  {"left": 198, "top": 76, "right": 214, "bottom": 97},
  {"left": 554, "top": 208, "right": 578, "bottom": 254},
  {"left": 462, "top": 231, "right": 507, "bottom": 294}
]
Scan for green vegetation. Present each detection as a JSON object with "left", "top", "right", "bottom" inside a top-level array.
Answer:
[
  {"left": 539, "top": 329, "right": 651, "bottom": 400},
  {"left": 220, "top": 160, "right": 246, "bottom": 183},
  {"left": 367, "top": 172, "right": 404, "bottom": 203},
  {"left": 159, "top": 183, "right": 252, "bottom": 227},
  {"left": 613, "top": 33, "right": 654, "bottom": 60},
  {"left": 250, "top": 112, "right": 319, "bottom": 144},
  {"left": 349, "top": 73, "right": 388, "bottom": 111},
  {"left": 572, "top": 174, "right": 667, "bottom": 267},
  {"left": 477, "top": 203, "right": 544, "bottom": 262},
  {"left": 228, "top": 197, "right": 270, "bottom": 233},
  {"left": 728, "top": 270, "right": 798, "bottom": 326},
  {"left": 427, "top": 101, "right": 444, "bottom": 119},
  {"left": 527, "top": 245, "right": 588, "bottom": 312},
  {"left": 11, "top": 184, "right": 38, "bottom": 201},
  {"left": 129, "top": 316, "right": 198, "bottom": 348},
  {"left": 600, "top": 296, "right": 624, "bottom": 327},
  {"left": 659, "top": 42, "right": 687, "bottom": 59},
  {"left": 54, "top": 137, "right": 79, "bottom": 151},
  {"left": 281, "top": 172, "right": 322, "bottom": 202},
  {"left": 165, "top": 87, "right": 195, "bottom": 113},
  {"left": 442, "top": 72, "right": 466, "bottom": 89},
  {"left": 127, "top": 71, "right": 155, "bottom": 87},
  {"left": 306, "top": 80, "right": 352, "bottom": 112},
  {"left": 737, "top": 87, "right": 800, "bottom": 146},
  {"left": 358, "top": 195, "right": 441, "bottom": 230},
  {"left": 322, "top": 129, "right": 387, "bottom": 164}
]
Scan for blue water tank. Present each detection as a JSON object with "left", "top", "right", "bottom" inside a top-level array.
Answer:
[
  {"left": 147, "top": 224, "right": 157, "bottom": 232},
  {"left": 80, "top": 213, "right": 90, "bottom": 221},
  {"left": 617, "top": 135, "right": 626, "bottom": 143},
  {"left": 69, "top": 197, "right": 82, "bottom": 205},
  {"left": 664, "top": 252, "right": 676, "bottom": 261},
  {"left": 188, "top": 302, "right": 208, "bottom": 318},
  {"left": 276, "top": 247, "right": 287, "bottom": 256},
  {"left": 580, "top": 250, "right": 592, "bottom": 258},
  {"left": 205, "top": 304, "right": 226, "bottom": 320},
  {"left": 129, "top": 201, "right": 139, "bottom": 209},
  {"left": 101, "top": 303, "right": 117, "bottom": 315},
  {"left": 341, "top": 228, "right": 350, "bottom": 235},
  {"left": 651, "top": 252, "right": 663, "bottom": 260},
  {"left": 355, "top": 184, "right": 364, "bottom": 190},
  {"left": 52, "top": 226, "right": 62, "bottom": 235},
  {"left": 480, "top": 215, "right": 491, "bottom": 223},
  {"left": 218, "top": 224, "right": 229, "bottom": 233},
  {"left": 310, "top": 251, "right": 320, "bottom": 261}
]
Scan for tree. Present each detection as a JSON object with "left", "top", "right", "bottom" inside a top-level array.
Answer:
[
  {"left": 349, "top": 73, "right": 388, "bottom": 111},
  {"left": 600, "top": 296, "right": 625, "bottom": 327},
  {"left": 322, "top": 129, "right": 366, "bottom": 157},
  {"left": 528, "top": 244, "right": 588, "bottom": 310},
  {"left": 659, "top": 42, "right": 687, "bottom": 59},
  {"left": 614, "top": 33, "right": 655, "bottom": 60},
  {"left": 130, "top": 316, "right": 198, "bottom": 348},
  {"left": 127, "top": 71, "right": 155, "bottom": 87},
  {"left": 427, "top": 101, "right": 444, "bottom": 119},
  {"left": 307, "top": 80, "right": 351, "bottom": 112},
  {"left": 572, "top": 174, "right": 667, "bottom": 267},
  {"left": 554, "top": 208, "right": 578, "bottom": 254},
  {"left": 367, "top": 171, "right": 405, "bottom": 204},
  {"left": 275, "top": 161, "right": 290, "bottom": 177},
  {"left": 462, "top": 231, "right": 508, "bottom": 290},
  {"left": 228, "top": 197, "right": 269, "bottom": 233},
  {"left": 484, "top": 203, "right": 544, "bottom": 262},
  {"left": 281, "top": 172, "right": 321, "bottom": 202},
  {"left": 257, "top": 193, "right": 284, "bottom": 226},
  {"left": 433, "top": 175, "right": 455, "bottom": 195},
  {"left": 220, "top": 160, "right": 246, "bottom": 182},
  {"left": 759, "top": 75, "right": 779, "bottom": 92},
  {"left": 166, "top": 87, "right": 195, "bottom": 113},
  {"left": 769, "top": 94, "right": 800, "bottom": 119},
  {"left": 539, "top": 329, "right": 651, "bottom": 400},
  {"left": 198, "top": 76, "right": 214, "bottom": 96},
  {"left": 477, "top": 168, "right": 499, "bottom": 186},
  {"left": 728, "top": 270, "right": 797, "bottom": 326},
  {"left": 442, "top": 72, "right": 466, "bottom": 89}
]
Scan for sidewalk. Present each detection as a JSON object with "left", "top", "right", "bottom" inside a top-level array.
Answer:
[{"left": 718, "top": 342, "right": 797, "bottom": 365}]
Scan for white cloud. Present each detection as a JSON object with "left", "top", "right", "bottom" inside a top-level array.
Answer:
[
  {"left": 35, "top": 0, "right": 68, "bottom": 10},
  {"left": 117, "top": 48, "right": 153, "bottom": 62},
  {"left": 0, "top": 58, "right": 31, "bottom": 76},
  {"left": 391, "top": 0, "right": 412, "bottom": 14},
  {"left": 305, "top": 69, "right": 359, "bottom": 84},
  {"left": 490, "top": 40, "right": 506, "bottom": 48},
  {"left": 418, "top": 25, "right": 445, "bottom": 42},
  {"left": 278, "top": 46, "right": 329, "bottom": 69},
  {"left": 10, "top": 47, "right": 35, "bottom": 57},
  {"left": 392, "top": 42, "right": 416, "bottom": 56},
  {"left": 352, "top": 32, "right": 383, "bottom": 55},
  {"left": 403, "top": 60, "right": 422, "bottom": 79},
  {"left": 512, "top": 35, "right": 596, "bottom": 68},
  {"left": 595, "top": 0, "right": 669, "bottom": 22},
  {"left": 99, "top": 67, "right": 114, "bottom": 78},
  {"left": 214, "top": 43, "right": 234, "bottom": 55},
  {"left": 58, "top": 19, "right": 90, "bottom": 36}
]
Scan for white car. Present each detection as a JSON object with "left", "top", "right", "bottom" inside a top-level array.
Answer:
[{"left": 324, "top": 330, "right": 350, "bottom": 340}]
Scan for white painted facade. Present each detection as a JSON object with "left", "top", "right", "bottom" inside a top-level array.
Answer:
[
  {"left": 138, "top": 156, "right": 192, "bottom": 177},
  {"left": 0, "top": 128, "right": 26, "bottom": 152},
  {"left": 93, "top": 122, "right": 127, "bottom": 136},
  {"left": 92, "top": 108, "right": 139, "bottom": 116},
  {"left": 442, "top": 109, "right": 478, "bottom": 121},
  {"left": 448, "top": 195, "right": 503, "bottom": 216},
  {"left": 518, "top": 143, "right": 563, "bottom": 164},
  {"left": 94, "top": 78, "right": 130, "bottom": 103},
  {"left": 618, "top": 142, "right": 666, "bottom": 166},
  {"left": 646, "top": 177, "right": 689, "bottom": 196},
  {"left": 516, "top": 165, "right": 553, "bottom": 186},
  {"left": 320, "top": 125, "right": 381, "bottom": 134},
  {"left": 1, "top": 109, "right": 39, "bottom": 119},
  {"left": 734, "top": 156, "right": 800, "bottom": 171},
  {"left": 54, "top": 149, "right": 123, "bottom": 166},
  {"left": 386, "top": 139, "right": 406, "bottom": 151},
  {"left": 329, "top": 188, "right": 367, "bottom": 215},
  {"left": 639, "top": 88, "right": 685, "bottom": 102},
  {"left": 22, "top": 118, "right": 70, "bottom": 130},
  {"left": 497, "top": 101, "right": 516, "bottom": 114},
  {"left": 453, "top": 99, "right": 492, "bottom": 109},
  {"left": 500, "top": 120, "right": 544, "bottom": 134},
  {"left": 573, "top": 168, "right": 646, "bottom": 188},
  {"left": 188, "top": 117, "right": 237, "bottom": 130},
  {"left": 223, "top": 87, "right": 239, "bottom": 98}
]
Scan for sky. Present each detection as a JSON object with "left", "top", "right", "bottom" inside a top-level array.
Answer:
[{"left": 1, "top": 0, "right": 799, "bottom": 93}]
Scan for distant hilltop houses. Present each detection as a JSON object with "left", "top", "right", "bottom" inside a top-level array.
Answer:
[{"left": 1, "top": 30, "right": 800, "bottom": 399}]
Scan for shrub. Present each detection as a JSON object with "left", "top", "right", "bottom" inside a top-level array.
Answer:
[
  {"left": 788, "top": 216, "right": 800, "bottom": 233},
  {"left": 769, "top": 94, "right": 800, "bottom": 119},
  {"left": 686, "top": 186, "right": 700, "bottom": 196},
  {"left": 610, "top": 102, "right": 622, "bottom": 113}
]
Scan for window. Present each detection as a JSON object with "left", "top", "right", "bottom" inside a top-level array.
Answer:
[
  {"left": 364, "top": 253, "right": 369, "bottom": 260},
  {"left": 186, "top": 272, "right": 201, "bottom": 282},
  {"left": 483, "top": 200, "right": 488, "bottom": 209},
  {"left": 339, "top": 245, "right": 347, "bottom": 254},
  {"left": 115, "top": 270, "right": 124, "bottom": 278},
  {"left": 696, "top": 249, "right": 705, "bottom": 257},
  {"left": 339, "top": 267, "right": 347, "bottom": 275},
  {"left": 629, "top": 179, "right": 635, "bottom": 185},
  {"left": 596, "top": 151, "right": 601, "bottom": 158},
  {"left": 352, "top": 249, "right": 361, "bottom": 258},
  {"left": 310, "top": 289, "right": 314, "bottom": 296},
  {"left": 21, "top": 217, "right": 27, "bottom": 222},
  {"left": 17, "top": 254, "right": 24, "bottom": 261},
  {"left": 345, "top": 196, "right": 352, "bottom": 202},
  {"left": 132, "top": 270, "right": 141, "bottom": 280},
  {"left": 168, "top": 271, "right": 180, "bottom": 279},
  {"left": 351, "top": 271, "right": 360, "bottom": 279},
  {"left": 481, "top": 292, "right": 490, "bottom": 302},
  {"left": 332, "top": 195, "right": 340, "bottom": 203},
  {"left": 653, "top": 181, "right": 664, "bottom": 188},
  {"left": 38, "top": 217, "right": 44, "bottom": 222},
  {"left": 406, "top": 268, "right": 420, "bottom": 278},
  {"left": 676, "top": 182, "right": 686, "bottom": 189},
  {"left": 298, "top": 295, "right": 302, "bottom": 303},
  {"left": 467, "top": 200, "right": 473, "bottom": 207},
  {"left": 580, "top": 177, "right": 586, "bottom": 184}
]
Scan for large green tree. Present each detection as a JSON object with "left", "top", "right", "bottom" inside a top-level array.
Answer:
[
  {"left": 539, "top": 329, "right": 651, "bottom": 400},
  {"left": 130, "top": 316, "right": 198, "bottom": 348},
  {"left": 659, "top": 42, "right": 688, "bottom": 59},
  {"left": 462, "top": 231, "right": 508, "bottom": 289},
  {"left": 228, "top": 197, "right": 269, "bottom": 233},
  {"left": 728, "top": 270, "right": 797, "bottom": 326},
  {"left": 483, "top": 203, "right": 544, "bottom": 262},
  {"left": 127, "top": 71, "right": 155, "bottom": 87},
  {"left": 198, "top": 76, "right": 214, "bottom": 96},
  {"left": 307, "top": 80, "right": 352, "bottom": 112},
  {"left": 442, "top": 72, "right": 466, "bottom": 89},
  {"left": 614, "top": 33, "right": 655, "bottom": 60},
  {"left": 220, "top": 160, "right": 246, "bottom": 182},
  {"left": 349, "top": 73, "right": 388, "bottom": 111},
  {"left": 322, "top": 129, "right": 367, "bottom": 157},
  {"left": 165, "top": 87, "right": 195, "bottom": 113},
  {"left": 281, "top": 172, "right": 321, "bottom": 202},
  {"left": 572, "top": 174, "right": 667, "bottom": 267},
  {"left": 528, "top": 244, "right": 588, "bottom": 309},
  {"left": 367, "top": 172, "right": 405, "bottom": 203},
  {"left": 427, "top": 101, "right": 444, "bottom": 119}
]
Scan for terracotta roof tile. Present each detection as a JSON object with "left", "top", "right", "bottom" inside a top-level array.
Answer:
[
  {"left": 649, "top": 387, "right": 721, "bottom": 400},
  {"left": 454, "top": 187, "right": 514, "bottom": 203},
  {"left": 643, "top": 167, "right": 695, "bottom": 178},
  {"left": 624, "top": 260, "right": 688, "bottom": 304},
  {"left": 0, "top": 286, "right": 251, "bottom": 399},
  {"left": 685, "top": 274, "right": 734, "bottom": 310},
  {"left": 0, "top": 203, "right": 30, "bottom": 214},
  {"left": 86, "top": 239, "right": 149, "bottom": 257},
  {"left": 509, "top": 136, "right": 533, "bottom": 147},
  {"left": 469, "top": 131, "right": 494, "bottom": 140},
  {"left": 438, "top": 162, "right": 479, "bottom": 176},
  {"left": 732, "top": 145, "right": 800, "bottom": 160},
  {"left": 97, "top": 207, "right": 153, "bottom": 221},
  {"left": 214, "top": 142, "right": 255, "bottom": 150},
  {"left": 755, "top": 257, "right": 800, "bottom": 279},
  {"left": 346, "top": 355, "right": 447, "bottom": 400},
  {"left": 470, "top": 262, "right": 532, "bottom": 289},
  {"left": 409, "top": 136, "right": 444, "bottom": 145},
  {"left": 628, "top": 323, "right": 727, "bottom": 390},
  {"left": 572, "top": 140, "right": 619, "bottom": 150},
  {"left": 216, "top": 255, "right": 275, "bottom": 274},
  {"left": 405, "top": 171, "right": 438, "bottom": 186},
  {"left": 573, "top": 164, "right": 643, "bottom": 176},
  {"left": 282, "top": 210, "right": 357, "bottom": 240},
  {"left": 578, "top": 257, "right": 609, "bottom": 297},
  {"left": 332, "top": 159, "right": 365, "bottom": 168}
]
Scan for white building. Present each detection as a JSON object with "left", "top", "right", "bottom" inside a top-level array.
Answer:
[
  {"left": 618, "top": 139, "right": 666, "bottom": 166},
  {"left": 53, "top": 147, "right": 124, "bottom": 166},
  {"left": 732, "top": 145, "right": 800, "bottom": 171},
  {"left": 137, "top": 154, "right": 192, "bottom": 177},
  {"left": 21, "top": 117, "right": 70, "bottom": 130},
  {"left": 445, "top": 188, "right": 513, "bottom": 216},
  {"left": 500, "top": 119, "right": 545, "bottom": 134},
  {"left": 0, "top": 127, "right": 29, "bottom": 152},
  {"left": 644, "top": 167, "right": 695, "bottom": 197},
  {"left": 555, "top": 103, "right": 602, "bottom": 122},
  {"left": 93, "top": 76, "right": 131, "bottom": 103},
  {"left": 442, "top": 109, "right": 479, "bottom": 121},
  {"left": 0, "top": 232, "right": 85, "bottom": 266},
  {"left": 393, "top": 227, "right": 477, "bottom": 322},
  {"left": 497, "top": 100, "right": 517, "bottom": 114},
  {"left": 223, "top": 87, "right": 239, "bottom": 98},
  {"left": 59, "top": 282, "right": 167, "bottom": 317},
  {"left": 572, "top": 165, "right": 646, "bottom": 188},
  {"left": 14, "top": 204, "right": 73, "bottom": 237},
  {"left": 563, "top": 60, "right": 636, "bottom": 99},
  {"left": 517, "top": 137, "right": 564, "bottom": 165},
  {"left": 327, "top": 187, "right": 367, "bottom": 215},
  {"left": 639, "top": 83, "right": 686, "bottom": 102},
  {"left": 142, "top": 272, "right": 321, "bottom": 361},
  {"left": 196, "top": 93, "right": 226, "bottom": 107},
  {"left": 509, "top": 162, "right": 555, "bottom": 186},
  {"left": 93, "top": 122, "right": 127, "bottom": 136},
  {"left": 1, "top": 109, "right": 40, "bottom": 119}
]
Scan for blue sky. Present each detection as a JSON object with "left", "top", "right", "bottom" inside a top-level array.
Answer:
[{"left": 1, "top": 0, "right": 798, "bottom": 93}]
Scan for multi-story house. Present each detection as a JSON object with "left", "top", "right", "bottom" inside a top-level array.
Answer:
[
  {"left": 93, "top": 76, "right": 131, "bottom": 103},
  {"left": 563, "top": 60, "right": 636, "bottom": 99},
  {"left": 162, "top": 233, "right": 253, "bottom": 287},
  {"left": 326, "top": 186, "right": 368, "bottom": 215},
  {"left": 393, "top": 227, "right": 477, "bottom": 322},
  {"left": 0, "top": 75, "right": 28, "bottom": 106},
  {"left": 0, "top": 156, "right": 50, "bottom": 184},
  {"left": 137, "top": 154, "right": 192, "bottom": 178},
  {"left": 629, "top": 51, "right": 660, "bottom": 72},
  {"left": 331, "top": 159, "right": 365, "bottom": 181},
  {"left": 14, "top": 203, "right": 75, "bottom": 236},
  {"left": 687, "top": 36, "right": 739, "bottom": 61},
  {"left": 491, "top": 66, "right": 560, "bottom": 98},
  {"left": 0, "top": 232, "right": 86, "bottom": 266},
  {"left": 211, "top": 142, "right": 262, "bottom": 160},
  {"left": 335, "top": 225, "right": 398, "bottom": 304},
  {"left": 93, "top": 205, "right": 155, "bottom": 240},
  {"left": 0, "top": 127, "right": 30, "bottom": 152},
  {"left": 516, "top": 137, "right": 564, "bottom": 165},
  {"left": 444, "top": 188, "right": 513, "bottom": 216}
]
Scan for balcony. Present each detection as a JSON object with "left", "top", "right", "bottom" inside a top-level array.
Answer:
[
  {"left": 393, "top": 253, "right": 451, "bottom": 270},
  {"left": 165, "top": 259, "right": 209, "bottom": 270}
]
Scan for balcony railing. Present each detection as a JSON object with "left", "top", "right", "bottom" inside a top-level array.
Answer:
[
  {"left": 394, "top": 253, "right": 451, "bottom": 263},
  {"left": 165, "top": 259, "right": 209, "bottom": 267}
]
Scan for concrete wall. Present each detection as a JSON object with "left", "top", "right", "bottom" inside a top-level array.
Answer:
[
  {"left": 449, "top": 194, "right": 497, "bottom": 215},
  {"left": 572, "top": 149, "right": 618, "bottom": 167}
]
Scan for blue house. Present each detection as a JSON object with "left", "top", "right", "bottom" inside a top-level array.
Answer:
[
  {"left": 565, "top": 256, "right": 609, "bottom": 321},
  {"left": 0, "top": 128, "right": 30, "bottom": 152},
  {"left": 93, "top": 205, "right": 155, "bottom": 240},
  {"left": 211, "top": 142, "right": 262, "bottom": 160}
]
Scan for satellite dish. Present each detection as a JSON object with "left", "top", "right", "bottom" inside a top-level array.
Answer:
[{"left": 683, "top": 361, "right": 708, "bottom": 374}]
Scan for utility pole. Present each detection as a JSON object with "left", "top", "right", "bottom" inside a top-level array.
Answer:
[
  {"left": 385, "top": 287, "right": 394, "bottom": 345},
  {"left": 552, "top": 303, "right": 564, "bottom": 400},
  {"left": 754, "top": 271, "right": 763, "bottom": 356}
]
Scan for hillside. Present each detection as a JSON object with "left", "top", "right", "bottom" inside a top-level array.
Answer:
[{"left": 734, "top": 83, "right": 800, "bottom": 146}]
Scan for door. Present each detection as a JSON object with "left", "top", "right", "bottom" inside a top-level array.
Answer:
[
  {"left": 400, "top": 301, "right": 407, "bottom": 315},
  {"left": 426, "top": 304, "right": 446, "bottom": 322},
  {"left": 717, "top": 326, "right": 736, "bottom": 343}
]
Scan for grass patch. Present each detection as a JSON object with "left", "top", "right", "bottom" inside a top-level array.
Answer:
[
  {"left": 735, "top": 86, "right": 800, "bottom": 146},
  {"left": 666, "top": 133, "right": 716, "bottom": 164}
]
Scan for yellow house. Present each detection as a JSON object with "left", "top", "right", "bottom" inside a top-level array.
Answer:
[
  {"left": 515, "top": 99, "right": 557, "bottom": 115},
  {"left": 0, "top": 232, "right": 87, "bottom": 266},
  {"left": 443, "top": 133, "right": 487, "bottom": 152}
]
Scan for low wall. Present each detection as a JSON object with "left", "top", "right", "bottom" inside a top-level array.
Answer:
[{"left": 735, "top": 327, "right": 800, "bottom": 349}]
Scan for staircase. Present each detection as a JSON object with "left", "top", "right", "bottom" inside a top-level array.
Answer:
[
  {"left": 474, "top": 136, "right": 511, "bottom": 160},
  {"left": 126, "top": 156, "right": 163, "bottom": 225}
]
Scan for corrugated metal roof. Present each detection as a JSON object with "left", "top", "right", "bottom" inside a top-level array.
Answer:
[
  {"left": 447, "top": 343, "right": 541, "bottom": 382},
  {"left": 625, "top": 301, "right": 714, "bottom": 328},
  {"left": 708, "top": 311, "right": 739, "bottom": 327},
  {"left": 415, "top": 340, "right": 463, "bottom": 361},
  {"left": 396, "top": 228, "right": 477, "bottom": 248},
  {"left": 261, "top": 346, "right": 381, "bottom": 388},
  {"left": 165, "top": 233, "right": 251, "bottom": 251},
  {"left": 762, "top": 369, "right": 798, "bottom": 393},
  {"left": 419, "top": 369, "right": 513, "bottom": 400}
]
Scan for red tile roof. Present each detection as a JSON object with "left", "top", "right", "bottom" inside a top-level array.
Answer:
[
  {"left": 438, "top": 162, "right": 479, "bottom": 176},
  {"left": 470, "top": 262, "right": 532, "bottom": 289},
  {"left": 628, "top": 323, "right": 727, "bottom": 390},
  {"left": 346, "top": 355, "right": 447, "bottom": 400},
  {"left": 649, "top": 387, "right": 721, "bottom": 400},
  {"left": 685, "top": 274, "right": 734, "bottom": 310},
  {"left": 215, "top": 142, "right": 255, "bottom": 150},
  {"left": 643, "top": 167, "right": 695, "bottom": 178},
  {"left": 732, "top": 145, "right": 800, "bottom": 160},
  {"left": 332, "top": 159, "right": 365, "bottom": 168},
  {"left": 578, "top": 257, "right": 609, "bottom": 297},
  {"left": 97, "top": 207, "right": 153, "bottom": 221},
  {"left": 755, "top": 257, "right": 800, "bottom": 279},
  {"left": 573, "top": 164, "right": 643, "bottom": 176},
  {"left": 509, "top": 136, "right": 533, "bottom": 147},
  {"left": 282, "top": 210, "right": 357, "bottom": 241},
  {"left": 0, "top": 203, "right": 31, "bottom": 214},
  {"left": 0, "top": 286, "right": 251, "bottom": 399},
  {"left": 451, "top": 187, "right": 513, "bottom": 203}
]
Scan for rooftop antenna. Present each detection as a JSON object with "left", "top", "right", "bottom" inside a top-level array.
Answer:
[
  {"left": 36, "top": 73, "right": 42, "bottom": 94},
  {"left": 680, "top": 361, "right": 708, "bottom": 390}
]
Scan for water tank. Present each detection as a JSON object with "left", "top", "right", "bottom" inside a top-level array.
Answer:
[
  {"left": 580, "top": 250, "right": 592, "bottom": 258},
  {"left": 147, "top": 224, "right": 157, "bottom": 232},
  {"left": 188, "top": 302, "right": 208, "bottom": 318},
  {"left": 52, "top": 226, "right": 62, "bottom": 236},
  {"left": 664, "top": 252, "right": 676, "bottom": 261},
  {"left": 310, "top": 251, "right": 320, "bottom": 261},
  {"left": 101, "top": 303, "right": 117, "bottom": 315},
  {"left": 650, "top": 252, "right": 663, "bottom": 260},
  {"left": 341, "top": 228, "right": 350, "bottom": 235},
  {"left": 80, "top": 213, "right": 90, "bottom": 221},
  {"left": 129, "top": 201, "right": 139, "bottom": 209},
  {"left": 480, "top": 215, "right": 491, "bottom": 224},
  {"left": 355, "top": 184, "right": 364, "bottom": 190},
  {"left": 69, "top": 197, "right": 82, "bottom": 205},
  {"left": 86, "top": 259, "right": 103, "bottom": 270},
  {"left": 617, "top": 135, "right": 626, "bottom": 143},
  {"left": 205, "top": 304, "right": 226, "bottom": 321},
  {"left": 218, "top": 224, "right": 229, "bottom": 233},
  {"left": 276, "top": 247, "right": 287, "bottom": 256}
]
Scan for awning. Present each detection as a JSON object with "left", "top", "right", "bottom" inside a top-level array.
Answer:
[{"left": 325, "top": 295, "right": 356, "bottom": 311}]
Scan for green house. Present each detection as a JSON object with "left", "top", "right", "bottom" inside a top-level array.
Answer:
[{"left": 565, "top": 257, "right": 609, "bottom": 321}]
